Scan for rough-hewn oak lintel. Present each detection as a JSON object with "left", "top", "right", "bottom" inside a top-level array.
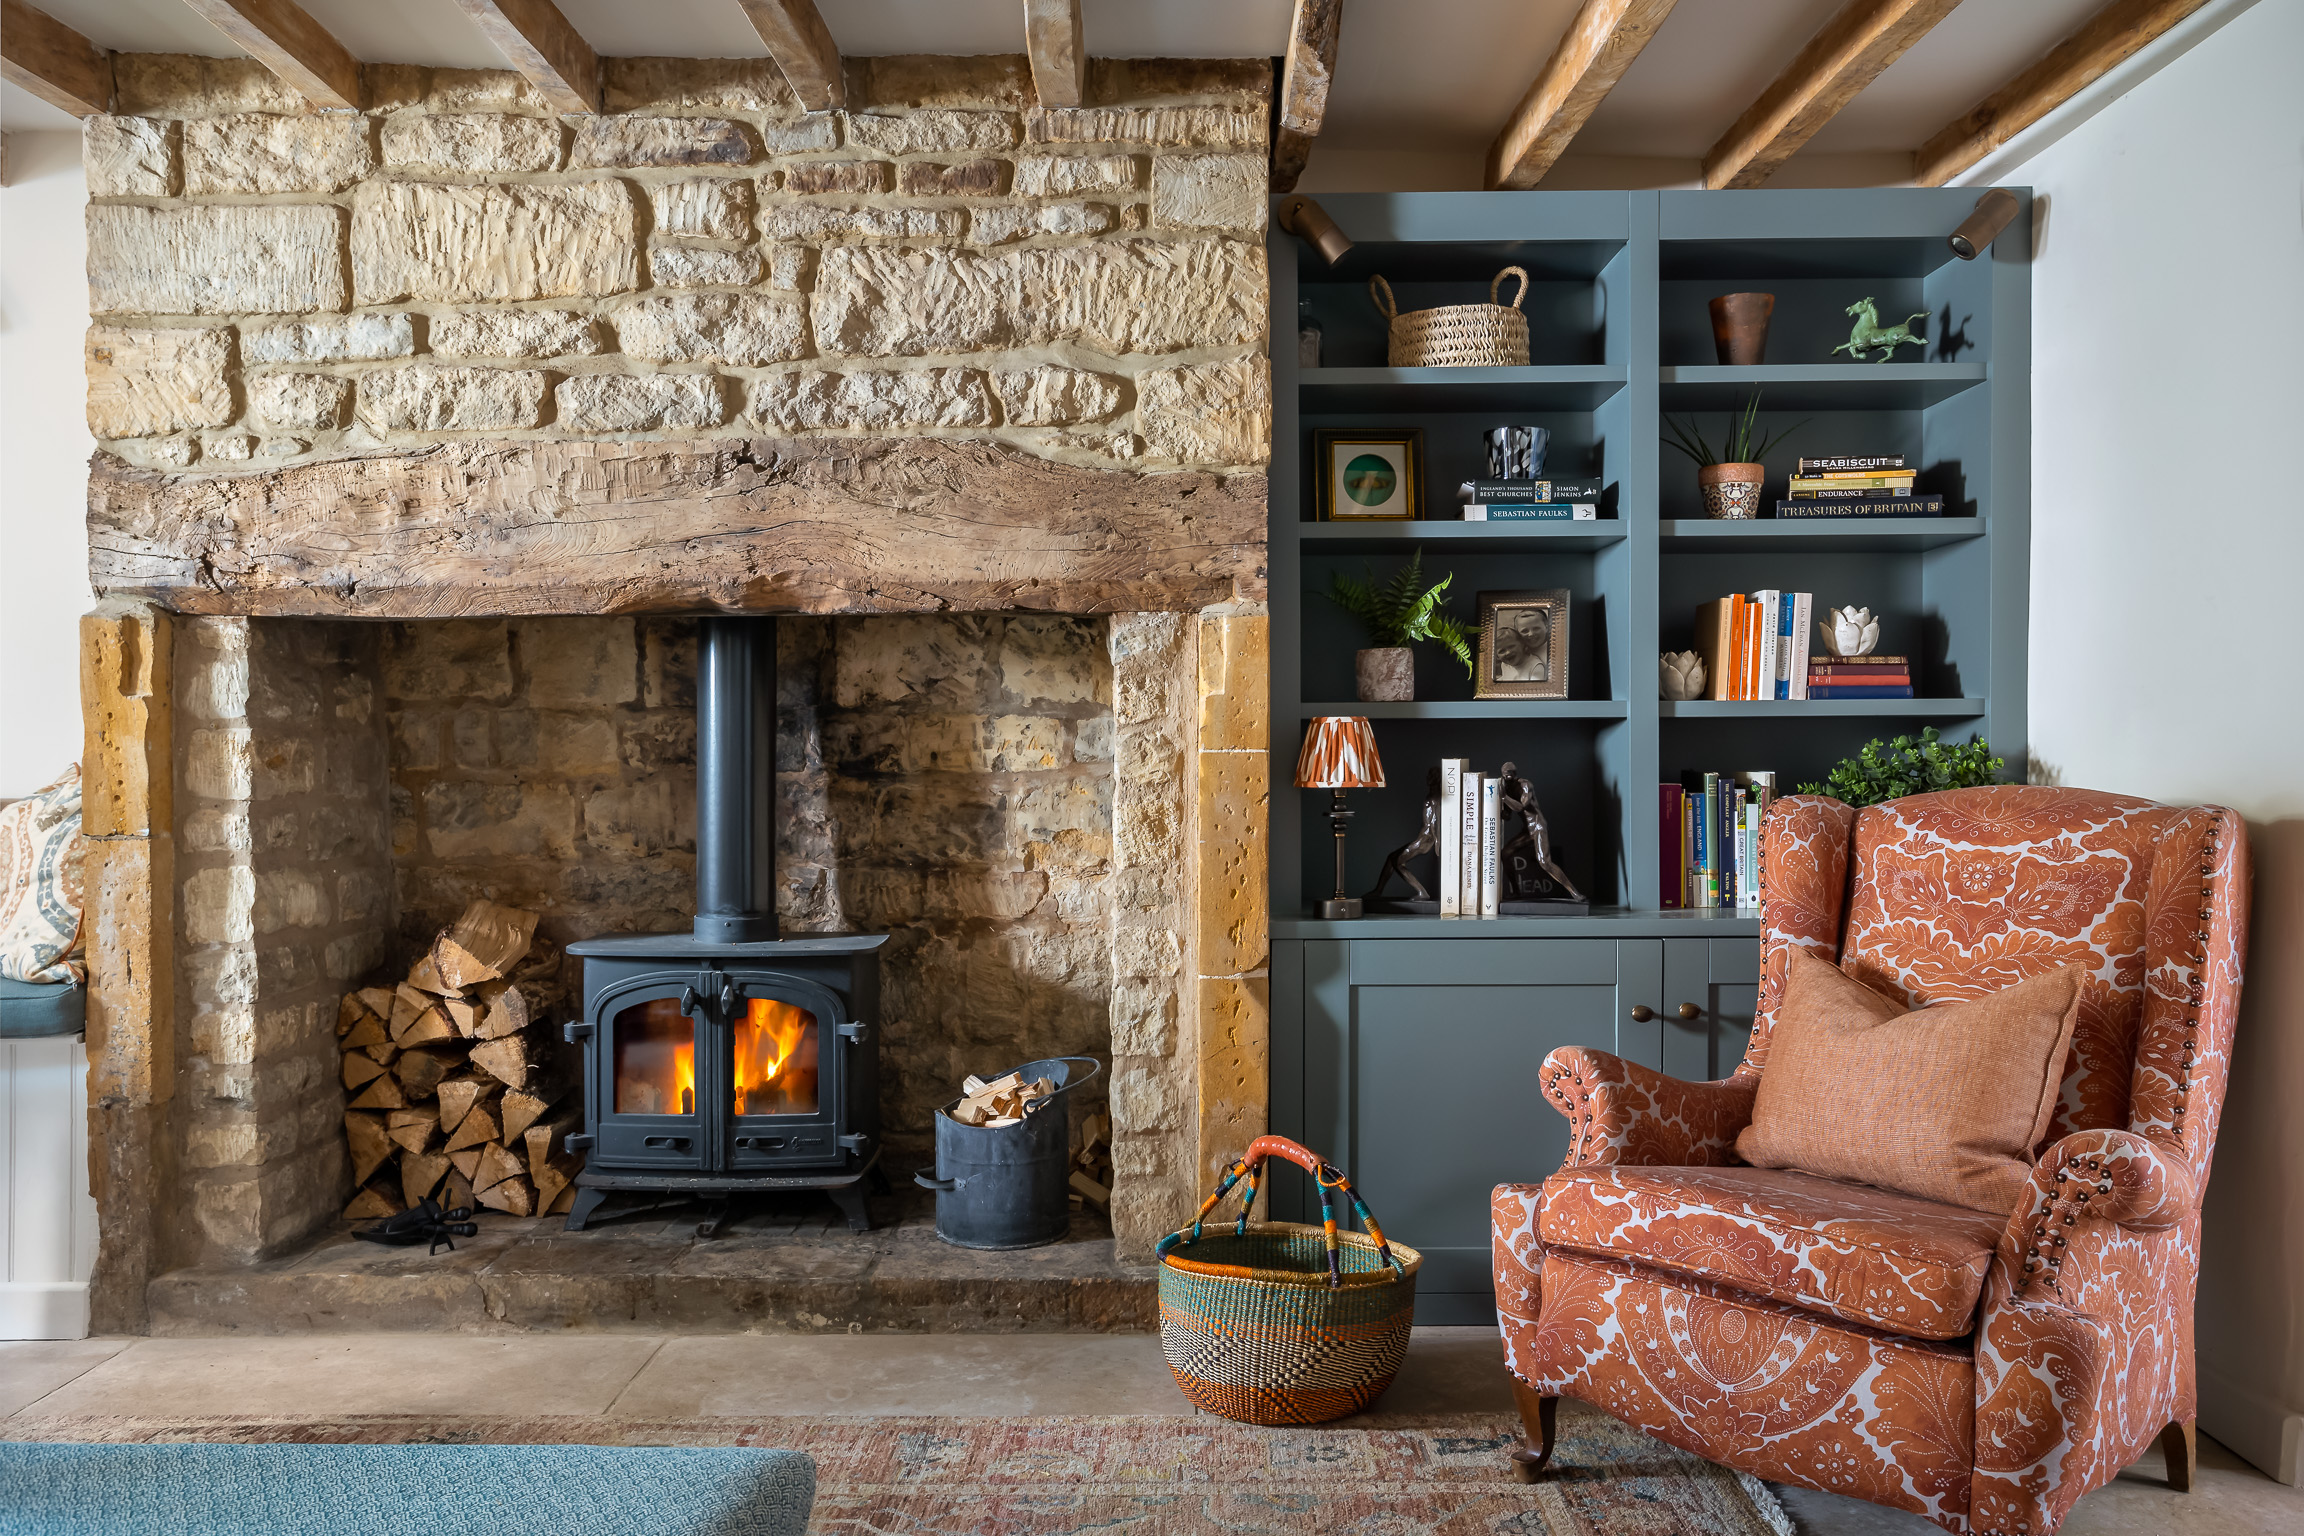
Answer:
[{"left": 88, "top": 437, "right": 1268, "bottom": 619}]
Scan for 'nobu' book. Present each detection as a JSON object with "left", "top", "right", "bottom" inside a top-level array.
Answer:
[{"left": 1774, "top": 496, "right": 1946, "bottom": 519}]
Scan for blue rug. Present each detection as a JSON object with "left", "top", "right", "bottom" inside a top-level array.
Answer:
[{"left": 0, "top": 1441, "right": 814, "bottom": 1536}]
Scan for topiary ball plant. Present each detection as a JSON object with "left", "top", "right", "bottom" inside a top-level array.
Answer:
[{"left": 1797, "top": 727, "right": 2007, "bottom": 807}]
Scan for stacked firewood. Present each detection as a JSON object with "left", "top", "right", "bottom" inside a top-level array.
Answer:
[
  {"left": 337, "top": 900, "right": 582, "bottom": 1222},
  {"left": 1069, "top": 1108, "right": 1113, "bottom": 1215}
]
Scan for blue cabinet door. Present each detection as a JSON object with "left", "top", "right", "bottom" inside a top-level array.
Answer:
[{"left": 1662, "top": 936, "right": 1761, "bottom": 1082}]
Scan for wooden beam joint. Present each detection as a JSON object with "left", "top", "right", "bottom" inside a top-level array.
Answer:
[
  {"left": 736, "top": 0, "right": 845, "bottom": 114},
  {"left": 180, "top": 0, "right": 362, "bottom": 110},
  {"left": 451, "top": 0, "right": 600, "bottom": 114},
  {"left": 1487, "top": 0, "right": 1679, "bottom": 191},
  {"left": 0, "top": 0, "right": 114, "bottom": 118},
  {"left": 1271, "top": 0, "right": 1344, "bottom": 194},
  {"left": 1024, "top": 0, "right": 1086, "bottom": 110}
]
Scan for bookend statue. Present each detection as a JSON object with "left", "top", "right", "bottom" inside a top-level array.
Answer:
[
  {"left": 1367, "top": 767, "right": 1445, "bottom": 904},
  {"left": 1366, "top": 763, "right": 1588, "bottom": 914}
]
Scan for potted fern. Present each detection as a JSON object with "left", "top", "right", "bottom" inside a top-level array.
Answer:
[
  {"left": 1663, "top": 390, "right": 1804, "bottom": 520},
  {"left": 1325, "top": 548, "right": 1473, "bottom": 701}
]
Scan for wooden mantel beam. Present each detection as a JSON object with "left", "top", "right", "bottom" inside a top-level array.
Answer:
[
  {"left": 180, "top": 0, "right": 361, "bottom": 110},
  {"left": 1023, "top": 0, "right": 1085, "bottom": 110},
  {"left": 1486, "top": 0, "right": 1678, "bottom": 191},
  {"left": 1702, "top": 0, "right": 1963, "bottom": 190},
  {"left": 1271, "top": 0, "right": 1344, "bottom": 194},
  {"left": 0, "top": 0, "right": 114, "bottom": 117},
  {"left": 451, "top": 0, "right": 600, "bottom": 114},
  {"left": 1913, "top": 0, "right": 2210, "bottom": 186},
  {"left": 735, "top": 0, "right": 845, "bottom": 113}
]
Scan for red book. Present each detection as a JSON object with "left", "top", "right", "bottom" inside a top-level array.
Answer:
[{"left": 1659, "top": 784, "right": 1682, "bottom": 908}]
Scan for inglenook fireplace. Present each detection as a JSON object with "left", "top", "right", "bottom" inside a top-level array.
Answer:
[{"left": 564, "top": 617, "right": 887, "bottom": 1234}]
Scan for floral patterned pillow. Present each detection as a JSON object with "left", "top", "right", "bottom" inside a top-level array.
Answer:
[{"left": 0, "top": 765, "right": 86, "bottom": 985}]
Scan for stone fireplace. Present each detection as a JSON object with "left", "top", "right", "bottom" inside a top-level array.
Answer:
[{"left": 73, "top": 52, "right": 1272, "bottom": 1333}]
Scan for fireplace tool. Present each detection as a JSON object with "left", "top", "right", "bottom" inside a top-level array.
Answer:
[{"left": 353, "top": 1197, "right": 479, "bottom": 1255}]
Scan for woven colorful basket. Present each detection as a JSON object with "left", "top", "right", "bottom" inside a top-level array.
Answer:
[{"left": 1155, "top": 1136, "right": 1420, "bottom": 1426}]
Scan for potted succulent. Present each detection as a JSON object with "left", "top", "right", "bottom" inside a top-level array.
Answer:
[
  {"left": 1664, "top": 392, "right": 1804, "bottom": 520},
  {"left": 1325, "top": 548, "right": 1473, "bottom": 701}
]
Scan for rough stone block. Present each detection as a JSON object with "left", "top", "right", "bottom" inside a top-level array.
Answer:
[
  {"left": 651, "top": 178, "right": 753, "bottom": 240},
  {"left": 251, "top": 869, "right": 328, "bottom": 934},
  {"left": 379, "top": 113, "right": 563, "bottom": 175},
  {"left": 183, "top": 112, "right": 373, "bottom": 195},
  {"left": 831, "top": 615, "right": 998, "bottom": 708},
  {"left": 186, "top": 727, "right": 253, "bottom": 800},
  {"left": 615, "top": 293, "right": 808, "bottom": 365},
  {"left": 1138, "top": 355, "right": 1271, "bottom": 465},
  {"left": 184, "top": 864, "right": 255, "bottom": 944},
  {"left": 965, "top": 202, "right": 1118, "bottom": 245},
  {"left": 571, "top": 116, "right": 757, "bottom": 168},
  {"left": 649, "top": 245, "right": 766, "bottom": 289},
  {"left": 1001, "top": 615, "right": 1107, "bottom": 706},
  {"left": 382, "top": 619, "right": 511, "bottom": 701},
  {"left": 180, "top": 641, "right": 248, "bottom": 724},
  {"left": 584, "top": 781, "right": 681, "bottom": 857},
  {"left": 1197, "top": 614, "right": 1269, "bottom": 751},
  {"left": 112, "top": 53, "right": 303, "bottom": 117},
  {"left": 813, "top": 239, "right": 1264, "bottom": 357},
  {"left": 1109, "top": 1058, "right": 1182, "bottom": 1135},
  {"left": 1012, "top": 154, "right": 1138, "bottom": 196},
  {"left": 357, "top": 365, "right": 548, "bottom": 433},
  {"left": 533, "top": 711, "right": 619, "bottom": 773},
  {"left": 985, "top": 715, "right": 1065, "bottom": 771},
  {"left": 603, "top": 58, "right": 792, "bottom": 114},
  {"left": 85, "top": 325, "right": 234, "bottom": 440},
  {"left": 897, "top": 158, "right": 1009, "bottom": 196},
  {"left": 248, "top": 372, "right": 351, "bottom": 432},
  {"left": 849, "top": 55, "right": 1033, "bottom": 111},
  {"left": 351, "top": 180, "right": 639, "bottom": 305},
  {"left": 421, "top": 781, "right": 578, "bottom": 860},
  {"left": 992, "top": 365, "right": 1123, "bottom": 427},
  {"left": 1196, "top": 974, "right": 1269, "bottom": 1182},
  {"left": 514, "top": 617, "right": 637, "bottom": 707},
  {"left": 1110, "top": 978, "right": 1178, "bottom": 1057},
  {"left": 847, "top": 110, "right": 1020, "bottom": 154},
  {"left": 555, "top": 371, "right": 729, "bottom": 433},
  {"left": 87, "top": 204, "right": 348, "bottom": 317},
  {"left": 1197, "top": 751, "right": 1269, "bottom": 976},
  {"left": 209, "top": 431, "right": 258, "bottom": 460},
  {"left": 249, "top": 736, "right": 316, "bottom": 798},
  {"left": 756, "top": 204, "right": 965, "bottom": 241},
  {"left": 765, "top": 245, "right": 816, "bottom": 292},
  {"left": 1026, "top": 104, "right": 1266, "bottom": 149},
  {"left": 241, "top": 313, "right": 414, "bottom": 365},
  {"left": 761, "top": 117, "right": 841, "bottom": 153},
  {"left": 428, "top": 309, "right": 604, "bottom": 360},
  {"left": 84, "top": 116, "right": 177, "bottom": 197},
  {"left": 1073, "top": 716, "right": 1115, "bottom": 763},
  {"left": 747, "top": 368, "right": 992, "bottom": 431},
  {"left": 781, "top": 158, "right": 892, "bottom": 194},
  {"left": 1152, "top": 152, "right": 1267, "bottom": 233},
  {"left": 369, "top": 65, "right": 546, "bottom": 114}
]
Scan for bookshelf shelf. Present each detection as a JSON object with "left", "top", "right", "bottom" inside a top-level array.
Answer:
[
  {"left": 1659, "top": 699, "right": 1987, "bottom": 719},
  {"left": 1660, "top": 363, "right": 1986, "bottom": 411},
  {"left": 1295, "top": 521, "right": 1629, "bottom": 554},
  {"left": 1661, "top": 518, "right": 1985, "bottom": 552},
  {"left": 1301, "top": 365, "right": 1628, "bottom": 412},
  {"left": 1297, "top": 700, "right": 1630, "bottom": 721}
]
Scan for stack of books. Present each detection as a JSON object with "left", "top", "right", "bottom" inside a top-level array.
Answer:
[
  {"left": 1694, "top": 591, "right": 1814, "bottom": 700},
  {"left": 1660, "top": 772, "right": 1773, "bottom": 909},
  {"left": 1776, "top": 455, "right": 1944, "bottom": 519},
  {"left": 1458, "top": 477, "right": 1602, "bottom": 521},
  {"left": 1436, "top": 759, "right": 1504, "bottom": 916},
  {"left": 1807, "top": 655, "right": 1914, "bottom": 699}
]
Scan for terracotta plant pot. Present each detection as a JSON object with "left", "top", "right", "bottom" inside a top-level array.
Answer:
[
  {"left": 1355, "top": 647, "right": 1414, "bottom": 702},
  {"left": 1708, "top": 292, "right": 1775, "bottom": 365},
  {"left": 1698, "top": 462, "right": 1766, "bottom": 520}
]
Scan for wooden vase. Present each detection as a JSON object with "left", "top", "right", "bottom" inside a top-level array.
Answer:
[
  {"left": 1697, "top": 462, "right": 1766, "bottom": 520},
  {"left": 1355, "top": 647, "right": 1414, "bottom": 701}
]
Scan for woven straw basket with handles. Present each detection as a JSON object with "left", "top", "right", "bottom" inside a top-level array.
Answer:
[{"left": 1371, "top": 266, "right": 1531, "bottom": 367}]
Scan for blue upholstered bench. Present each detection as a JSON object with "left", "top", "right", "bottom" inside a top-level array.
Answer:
[
  {"left": 0, "top": 1442, "right": 815, "bottom": 1536},
  {"left": 0, "top": 978, "right": 83, "bottom": 1039}
]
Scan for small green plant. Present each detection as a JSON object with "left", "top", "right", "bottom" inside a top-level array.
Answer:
[
  {"left": 1324, "top": 547, "right": 1474, "bottom": 679},
  {"left": 1663, "top": 391, "right": 1807, "bottom": 467},
  {"left": 1798, "top": 727, "right": 2007, "bottom": 807}
]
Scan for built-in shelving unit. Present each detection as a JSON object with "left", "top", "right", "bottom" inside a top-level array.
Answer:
[{"left": 1269, "top": 189, "right": 2029, "bottom": 935}]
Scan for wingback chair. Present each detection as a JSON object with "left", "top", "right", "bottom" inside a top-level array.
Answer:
[{"left": 1492, "top": 786, "right": 2251, "bottom": 1536}]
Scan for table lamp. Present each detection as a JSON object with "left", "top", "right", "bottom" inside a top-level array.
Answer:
[{"left": 1295, "top": 716, "right": 1385, "bottom": 920}]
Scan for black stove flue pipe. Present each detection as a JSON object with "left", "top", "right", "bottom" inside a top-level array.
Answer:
[{"left": 694, "top": 616, "right": 779, "bottom": 944}]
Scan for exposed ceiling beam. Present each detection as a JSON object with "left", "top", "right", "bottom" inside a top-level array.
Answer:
[
  {"left": 1702, "top": 0, "right": 1964, "bottom": 190},
  {"left": 1023, "top": 0, "right": 1085, "bottom": 110},
  {"left": 1271, "top": 0, "right": 1343, "bottom": 193},
  {"left": 1486, "top": 0, "right": 1678, "bottom": 191},
  {"left": 1914, "top": 0, "right": 2210, "bottom": 186},
  {"left": 180, "top": 0, "right": 361, "bottom": 110},
  {"left": 1, "top": 0, "right": 113, "bottom": 117},
  {"left": 451, "top": 0, "right": 599, "bottom": 114},
  {"left": 735, "top": 0, "right": 845, "bottom": 113}
]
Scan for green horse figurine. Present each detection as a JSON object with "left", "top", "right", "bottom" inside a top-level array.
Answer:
[{"left": 1832, "top": 297, "right": 1929, "bottom": 363}]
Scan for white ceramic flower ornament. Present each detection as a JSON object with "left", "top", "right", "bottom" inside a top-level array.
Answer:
[
  {"left": 1820, "top": 606, "right": 1880, "bottom": 657},
  {"left": 1660, "top": 651, "right": 1707, "bottom": 700}
]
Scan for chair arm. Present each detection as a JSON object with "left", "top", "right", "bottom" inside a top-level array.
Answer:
[
  {"left": 1999, "top": 1128, "right": 2197, "bottom": 1304},
  {"left": 1538, "top": 1047, "right": 1757, "bottom": 1169}
]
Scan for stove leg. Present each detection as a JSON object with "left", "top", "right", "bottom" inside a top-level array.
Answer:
[
  {"left": 829, "top": 1180, "right": 874, "bottom": 1233},
  {"left": 696, "top": 1198, "right": 737, "bottom": 1240},
  {"left": 564, "top": 1185, "right": 611, "bottom": 1233}
]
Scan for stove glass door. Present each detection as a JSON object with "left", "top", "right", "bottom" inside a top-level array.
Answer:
[
  {"left": 727, "top": 971, "right": 845, "bottom": 1170},
  {"left": 733, "top": 996, "right": 819, "bottom": 1117},
  {"left": 613, "top": 996, "right": 698, "bottom": 1117}
]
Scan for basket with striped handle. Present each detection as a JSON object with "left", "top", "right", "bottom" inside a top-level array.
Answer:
[
  {"left": 1155, "top": 1135, "right": 1420, "bottom": 1425},
  {"left": 1371, "top": 267, "right": 1531, "bottom": 367}
]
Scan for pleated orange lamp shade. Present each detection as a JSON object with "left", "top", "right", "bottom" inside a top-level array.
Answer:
[{"left": 1295, "top": 716, "right": 1385, "bottom": 790}]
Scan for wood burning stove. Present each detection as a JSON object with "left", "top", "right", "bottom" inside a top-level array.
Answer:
[{"left": 563, "top": 618, "right": 885, "bottom": 1233}]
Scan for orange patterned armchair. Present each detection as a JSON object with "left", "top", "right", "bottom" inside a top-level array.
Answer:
[{"left": 1492, "top": 786, "right": 2251, "bottom": 1536}]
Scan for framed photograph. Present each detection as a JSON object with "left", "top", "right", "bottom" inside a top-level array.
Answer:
[
  {"left": 1314, "top": 429, "right": 1423, "bottom": 521},
  {"left": 1475, "top": 589, "right": 1571, "bottom": 700}
]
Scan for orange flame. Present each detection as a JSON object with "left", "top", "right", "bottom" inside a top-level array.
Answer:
[
  {"left": 611, "top": 994, "right": 818, "bottom": 1118},
  {"left": 736, "top": 998, "right": 818, "bottom": 1116}
]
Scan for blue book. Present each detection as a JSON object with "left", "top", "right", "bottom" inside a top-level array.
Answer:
[
  {"left": 1776, "top": 599, "right": 1794, "bottom": 699},
  {"left": 1464, "top": 504, "right": 1598, "bottom": 521}
]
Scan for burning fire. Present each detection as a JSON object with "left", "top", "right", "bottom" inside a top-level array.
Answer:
[
  {"left": 736, "top": 997, "right": 817, "bottom": 1116},
  {"left": 612, "top": 997, "right": 695, "bottom": 1116}
]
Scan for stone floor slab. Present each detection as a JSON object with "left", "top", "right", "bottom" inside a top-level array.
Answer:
[{"left": 0, "top": 1339, "right": 131, "bottom": 1416}]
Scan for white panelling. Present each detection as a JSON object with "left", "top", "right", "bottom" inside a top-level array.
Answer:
[{"left": 2, "top": 1035, "right": 96, "bottom": 1340}]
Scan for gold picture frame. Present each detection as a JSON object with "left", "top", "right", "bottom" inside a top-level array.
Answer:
[
  {"left": 1474, "top": 588, "right": 1571, "bottom": 700},
  {"left": 1315, "top": 429, "right": 1423, "bottom": 520}
]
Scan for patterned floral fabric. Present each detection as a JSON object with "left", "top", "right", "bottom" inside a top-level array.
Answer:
[
  {"left": 1494, "top": 787, "right": 2253, "bottom": 1536},
  {"left": 0, "top": 765, "right": 86, "bottom": 985}
]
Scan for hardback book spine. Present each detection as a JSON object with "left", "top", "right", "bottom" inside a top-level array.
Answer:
[
  {"left": 1788, "top": 592, "right": 1813, "bottom": 699},
  {"left": 1729, "top": 600, "right": 1750, "bottom": 701},
  {"left": 1726, "top": 787, "right": 1743, "bottom": 906},
  {"left": 1797, "top": 455, "right": 1906, "bottom": 473},
  {"left": 1480, "top": 777, "right": 1502, "bottom": 917},
  {"left": 1701, "top": 772, "right": 1721, "bottom": 908},
  {"left": 1697, "top": 599, "right": 1735, "bottom": 701},
  {"left": 1477, "top": 503, "right": 1598, "bottom": 520},
  {"left": 1461, "top": 478, "right": 1604, "bottom": 501},
  {"left": 1788, "top": 484, "right": 1913, "bottom": 499},
  {"left": 1746, "top": 598, "right": 1765, "bottom": 700},
  {"left": 1659, "top": 784, "right": 1682, "bottom": 909},
  {"left": 1754, "top": 590, "right": 1781, "bottom": 710},
  {"left": 1684, "top": 790, "right": 1697, "bottom": 908},
  {"left": 1775, "top": 595, "right": 1794, "bottom": 699},
  {"left": 1460, "top": 767, "right": 1482, "bottom": 914},
  {"left": 1807, "top": 685, "right": 1916, "bottom": 699},
  {"left": 1775, "top": 496, "right": 1946, "bottom": 518},
  {"left": 1438, "top": 759, "right": 1464, "bottom": 915},
  {"left": 1693, "top": 778, "right": 1712, "bottom": 908}
]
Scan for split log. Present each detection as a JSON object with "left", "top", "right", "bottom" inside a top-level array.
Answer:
[
  {"left": 436, "top": 1075, "right": 500, "bottom": 1139},
  {"left": 475, "top": 1172, "right": 535, "bottom": 1217},
  {"left": 386, "top": 1106, "right": 441, "bottom": 1155},
  {"left": 442, "top": 1168, "right": 476, "bottom": 1212},
  {"left": 343, "top": 1052, "right": 389, "bottom": 1091},
  {"left": 472, "top": 982, "right": 530, "bottom": 1040},
  {"left": 357, "top": 986, "right": 397, "bottom": 1019},
  {"left": 475, "top": 1140, "right": 525, "bottom": 1194},
  {"left": 336, "top": 993, "right": 369, "bottom": 1037},
  {"left": 392, "top": 1043, "right": 460, "bottom": 1100},
  {"left": 344, "top": 1111, "right": 393, "bottom": 1185},
  {"left": 344, "top": 1185, "right": 400, "bottom": 1221},
  {"left": 358, "top": 1037, "right": 399, "bottom": 1067},
  {"left": 499, "top": 1084, "right": 561, "bottom": 1143},
  {"left": 348, "top": 1073, "right": 408, "bottom": 1111},
  {"left": 442, "top": 1102, "right": 500, "bottom": 1155},
  {"left": 400, "top": 1150, "right": 451, "bottom": 1207},
  {"left": 431, "top": 934, "right": 501, "bottom": 992},
  {"left": 448, "top": 1146, "right": 485, "bottom": 1185},
  {"left": 399, "top": 1006, "right": 457, "bottom": 1049},
  {"left": 449, "top": 901, "right": 540, "bottom": 975},
  {"left": 341, "top": 1010, "right": 388, "bottom": 1052},
  {"left": 468, "top": 1032, "right": 534, "bottom": 1091},
  {"left": 405, "top": 951, "right": 453, "bottom": 994},
  {"left": 440, "top": 996, "right": 480, "bottom": 1036},
  {"left": 526, "top": 1112, "right": 583, "bottom": 1213}
]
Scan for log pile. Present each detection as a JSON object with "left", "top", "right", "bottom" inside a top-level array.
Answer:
[{"left": 337, "top": 900, "right": 582, "bottom": 1222}]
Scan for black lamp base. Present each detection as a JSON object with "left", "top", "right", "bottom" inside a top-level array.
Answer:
[{"left": 1316, "top": 896, "right": 1364, "bottom": 920}]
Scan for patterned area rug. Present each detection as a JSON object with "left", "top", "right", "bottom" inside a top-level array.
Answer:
[{"left": 7, "top": 1404, "right": 1790, "bottom": 1534}]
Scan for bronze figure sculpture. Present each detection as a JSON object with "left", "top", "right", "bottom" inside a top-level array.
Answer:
[
  {"left": 1367, "top": 767, "right": 1445, "bottom": 903},
  {"left": 1497, "top": 762, "right": 1584, "bottom": 904}
]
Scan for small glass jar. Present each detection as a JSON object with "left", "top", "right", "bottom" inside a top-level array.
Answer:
[{"left": 1297, "top": 303, "right": 1322, "bottom": 369}]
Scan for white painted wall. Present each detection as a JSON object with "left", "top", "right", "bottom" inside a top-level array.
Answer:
[
  {"left": 2002, "top": 0, "right": 2304, "bottom": 1485},
  {"left": 0, "top": 131, "right": 94, "bottom": 798}
]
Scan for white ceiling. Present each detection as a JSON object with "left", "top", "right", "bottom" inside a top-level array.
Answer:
[{"left": 0, "top": 0, "right": 2130, "bottom": 179}]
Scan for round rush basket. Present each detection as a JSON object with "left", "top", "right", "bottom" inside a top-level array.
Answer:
[
  {"left": 1371, "top": 267, "right": 1531, "bottom": 367},
  {"left": 1155, "top": 1135, "right": 1420, "bottom": 1426}
]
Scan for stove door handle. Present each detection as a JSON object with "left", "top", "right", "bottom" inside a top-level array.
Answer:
[
  {"left": 680, "top": 985, "right": 700, "bottom": 1019},
  {"left": 643, "top": 1135, "right": 692, "bottom": 1151}
]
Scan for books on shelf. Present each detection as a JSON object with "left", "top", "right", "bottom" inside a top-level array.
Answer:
[
  {"left": 1797, "top": 456, "right": 1904, "bottom": 474},
  {"left": 1779, "top": 452, "right": 1941, "bottom": 519},
  {"left": 1459, "top": 478, "right": 1604, "bottom": 521},
  {"left": 1425, "top": 763, "right": 1547, "bottom": 916},
  {"left": 1660, "top": 771, "right": 1774, "bottom": 910},
  {"left": 1776, "top": 495, "right": 1947, "bottom": 519},
  {"left": 1694, "top": 591, "right": 1813, "bottom": 701},
  {"left": 1806, "top": 655, "right": 1913, "bottom": 699},
  {"left": 1463, "top": 503, "right": 1598, "bottom": 521},
  {"left": 1438, "top": 759, "right": 1464, "bottom": 916}
]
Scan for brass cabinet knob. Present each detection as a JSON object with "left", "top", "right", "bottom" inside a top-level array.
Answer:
[
  {"left": 1629, "top": 1005, "right": 1654, "bottom": 1022},
  {"left": 1677, "top": 1003, "right": 1702, "bottom": 1020}
]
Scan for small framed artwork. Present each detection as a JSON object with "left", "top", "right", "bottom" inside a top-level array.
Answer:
[
  {"left": 1314, "top": 429, "right": 1423, "bottom": 521},
  {"left": 1475, "top": 588, "right": 1571, "bottom": 700}
]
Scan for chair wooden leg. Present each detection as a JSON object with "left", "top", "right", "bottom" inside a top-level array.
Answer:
[
  {"left": 1508, "top": 1377, "right": 1559, "bottom": 1482},
  {"left": 2159, "top": 1420, "right": 2197, "bottom": 1492}
]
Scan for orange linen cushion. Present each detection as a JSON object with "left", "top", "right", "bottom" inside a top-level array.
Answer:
[{"left": 1736, "top": 947, "right": 2084, "bottom": 1214}]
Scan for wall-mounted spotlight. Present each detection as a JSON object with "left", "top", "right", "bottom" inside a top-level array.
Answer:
[
  {"left": 1278, "top": 196, "right": 1353, "bottom": 267},
  {"left": 1948, "top": 189, "right": 2020, "bottom": 260}
]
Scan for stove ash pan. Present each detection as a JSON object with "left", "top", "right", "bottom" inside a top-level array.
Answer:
[{"left": 561, "top": 934, "right": 886, "bottom": 1232}]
